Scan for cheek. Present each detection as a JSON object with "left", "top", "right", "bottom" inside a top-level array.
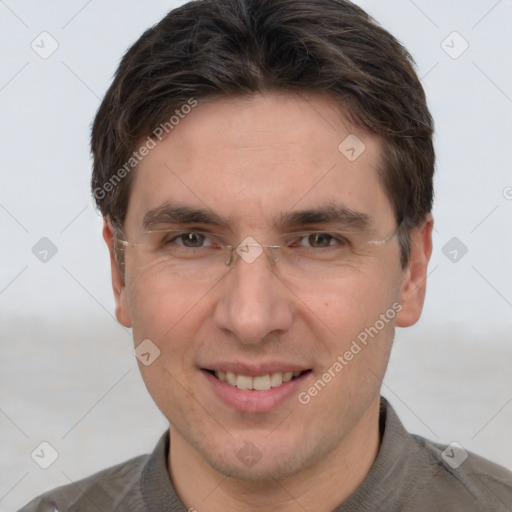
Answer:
[
  {"left": 126, "top": 272, "right": 210, "bottom": 419},
  {"left": 314, "top": 268, "right": 400, "bottom": 329},
  {"left": 125, "top": 268, "right": 210, "bottom": 339},
  {"left": 303, "top": 269, "right": 401, "bottom": 383}
]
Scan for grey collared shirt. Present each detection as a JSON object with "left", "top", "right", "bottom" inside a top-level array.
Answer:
[{"left": 19, "top": 399, "right": 512, "bottom": 511}]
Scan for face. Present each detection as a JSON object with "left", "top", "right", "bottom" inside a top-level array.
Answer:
[{"left": 105, "top": 92, "right": 431, "bottom": 482}]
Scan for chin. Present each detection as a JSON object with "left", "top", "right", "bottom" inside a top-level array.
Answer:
[
  {"left": 198, "top": 436, "right": 321, "bottom": 483},
  {"left": 208, "top": 454, "right": 305, "bottom": 483}
]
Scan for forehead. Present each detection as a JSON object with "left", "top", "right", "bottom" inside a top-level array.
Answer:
[{"left": 125, "top": 92, "right": 394, "bottom": 232}]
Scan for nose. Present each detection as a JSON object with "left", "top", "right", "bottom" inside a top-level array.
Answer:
[{"left": 213, "top": 244, "right": 294, "bottom": 345}]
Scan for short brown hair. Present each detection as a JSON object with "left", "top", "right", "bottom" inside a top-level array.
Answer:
[{"left": 91, "top": 0, "right": 434, "bottom": 267}]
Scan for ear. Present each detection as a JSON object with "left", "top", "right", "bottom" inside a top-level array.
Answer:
[
  {"left": 102, "top": 219, "right": 132, "bottom": 328},
  {"left": 395, "top": 215, "right": 433, "bottom": 327}
]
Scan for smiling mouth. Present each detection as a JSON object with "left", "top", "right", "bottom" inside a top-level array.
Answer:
[{"left": 204, "top": 369, "right": 311, "bottom": 391}]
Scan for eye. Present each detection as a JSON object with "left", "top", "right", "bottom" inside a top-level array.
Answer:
[
  {"left": 296, "top": 233, "right": 343, "bottom": 249},
  {"left": 168, "top": 232, "right": 212, "bottom": 248}
]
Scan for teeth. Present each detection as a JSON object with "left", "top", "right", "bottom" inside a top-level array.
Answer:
[
  {"left": 226, "top": 371, "right": 236, "bottom": 386},
  {"left": 270, "top": 372, "right": 283, "bottom": 387},
  {"left": 253, "top": 374, "right": 271, "bottom": 391},
  {"left": 236, "top": 375, "right": 252, "bottom": 390},
  {"left": 214, "top": 370, "right": 303, "bottom": 390}
]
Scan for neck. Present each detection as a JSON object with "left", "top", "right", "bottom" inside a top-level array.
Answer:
[{"left": 169, "top": 399, "right": 381, "bottom": 512}]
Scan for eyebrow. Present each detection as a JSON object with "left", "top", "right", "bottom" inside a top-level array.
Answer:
[
  {"left": 141, "top": 202, "right": 372, "bottom": 232},
  {"left": 142, "top": 203, "right": 227, "bottom": 230},
  {"left": 275, "top": 204, "right": 372, "bottom": 231}
]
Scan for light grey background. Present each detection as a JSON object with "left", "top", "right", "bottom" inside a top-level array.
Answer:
[{"left": 1, "top": 0, "right": 511, "bottom": 510}]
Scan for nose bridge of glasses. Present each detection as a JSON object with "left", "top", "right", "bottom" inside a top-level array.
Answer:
[{"left": 227, "top": 238, "right": 280, "bottom": 267}]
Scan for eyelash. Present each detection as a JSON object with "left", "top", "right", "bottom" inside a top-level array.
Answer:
[{"left": 289, "top": 232, "right": 349, "bottom": 248}]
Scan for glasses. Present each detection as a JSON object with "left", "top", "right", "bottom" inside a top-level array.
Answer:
[{"left": 115, "top": 224, "right": 401, "bottom": 282}]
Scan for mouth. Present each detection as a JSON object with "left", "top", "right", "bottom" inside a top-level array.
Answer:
[
  {"left": 203, "top": 369, "right": 311, "bottom": 391},
  {"left": 200, "top": 363, "right": 313, "bottom": 412}
]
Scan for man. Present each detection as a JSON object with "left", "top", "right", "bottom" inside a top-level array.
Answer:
[{"left": 20, "top": 0, "right": 512, "bottom": 510}]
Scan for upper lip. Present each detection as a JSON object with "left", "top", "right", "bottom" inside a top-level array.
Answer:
[{"left": 201, "top": 362, "right": 311, "bottom": 377}]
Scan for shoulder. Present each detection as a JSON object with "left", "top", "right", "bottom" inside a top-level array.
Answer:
[
  {"left": 366, "top": 400, "right": 512, "bottom": 512},
  {"left": 409, "top": 433, "right": 512, "bottom": 511},
  {"left": 17, "top": 453, "right": 149, "bottom": 512}
]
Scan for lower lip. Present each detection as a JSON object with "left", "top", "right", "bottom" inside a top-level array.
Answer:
[{"left": 201, "top": 370, "right": 311, "bottom": 413}]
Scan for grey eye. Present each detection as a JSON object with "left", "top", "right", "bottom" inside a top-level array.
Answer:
[
  {"left": 306, "top": 233, "right": 334, "bottom": 248},
  {"left": 178, "top": 232, "right": 206, "bottom": 247}
]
